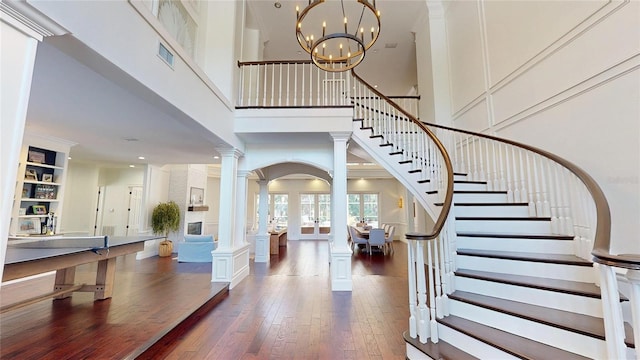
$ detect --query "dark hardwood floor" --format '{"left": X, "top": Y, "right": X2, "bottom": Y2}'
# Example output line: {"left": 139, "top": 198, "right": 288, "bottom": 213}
{"left": 1, "top": 240, "right": 410, "bottom": 359}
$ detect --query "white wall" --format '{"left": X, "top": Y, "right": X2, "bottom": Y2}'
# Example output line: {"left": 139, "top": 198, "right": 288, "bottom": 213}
{"left": 424, "top": 0, "right": 640, "bottom": 254}
{"left": 60, "top": 161, "right": 100, "bottom": 234}
{"left": 29, "top": 0, "right": 243, "bottom": 150}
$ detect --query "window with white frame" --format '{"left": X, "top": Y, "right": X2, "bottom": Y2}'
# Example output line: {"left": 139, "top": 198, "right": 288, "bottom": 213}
{"left": 256, "top": 194, "right": 288, "bottom": 229}
{"left": 347, "top": 193, "right": 379, "bottom": 228}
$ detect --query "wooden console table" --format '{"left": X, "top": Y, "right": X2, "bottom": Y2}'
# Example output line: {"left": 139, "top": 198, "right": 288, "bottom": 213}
{"left": 269, "top": 229, "right": 287, "bottom": 255}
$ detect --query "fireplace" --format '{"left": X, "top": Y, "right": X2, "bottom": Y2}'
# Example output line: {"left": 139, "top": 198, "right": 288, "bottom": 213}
{"left": 187, "top": 222, "right": 202, "bottom": 235}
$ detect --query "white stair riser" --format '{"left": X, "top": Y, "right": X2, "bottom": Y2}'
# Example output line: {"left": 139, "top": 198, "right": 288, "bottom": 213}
{"left": 454, "top": 174, "right": 468, "bottom": 181}
{"left": 453, "top": 183, "right": 487, "bottom": 191}
{"left": 456, "top": 220, "right": 551, "bottom": 235}
{"left": 456, "top": 237, "right": 574, "bottom": 254}
{"left": 455, "top": 276, "right": 604, "bottom": 317}
{"left": 454, "top": 205, "right": 530, "bottom": 218}
{"left": 436, "top": 324, "right": 520, "bottom": 360}
{"left": 405, "top": 344, "right": 434, "bottom": 360}
{"left": 448, "top": 300, "right": 607, "bottom": 359}
{"left": 453, "top": 193, "right": 507, "bottom": 203}
{"left": 456, "top": 256, "right": 595, "bottom": 282}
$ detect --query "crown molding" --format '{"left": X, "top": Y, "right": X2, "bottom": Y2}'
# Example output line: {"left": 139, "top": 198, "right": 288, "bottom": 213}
{"left": 0, "top": 0, "right": 67, "bottom": 40}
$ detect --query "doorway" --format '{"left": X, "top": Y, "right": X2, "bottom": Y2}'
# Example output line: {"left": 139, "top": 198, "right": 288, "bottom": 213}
{"left": 299, "top": 193, "right": 331, "bottom": 239}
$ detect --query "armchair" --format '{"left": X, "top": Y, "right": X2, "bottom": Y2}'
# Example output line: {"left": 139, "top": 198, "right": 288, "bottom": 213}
{"left": 178, "top": 235, "right": 217, "bottom": 262}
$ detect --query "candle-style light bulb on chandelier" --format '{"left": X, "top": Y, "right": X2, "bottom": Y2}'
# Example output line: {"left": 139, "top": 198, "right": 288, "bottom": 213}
{"left": 296, "top": 0, "right": 381, "bottom": 72}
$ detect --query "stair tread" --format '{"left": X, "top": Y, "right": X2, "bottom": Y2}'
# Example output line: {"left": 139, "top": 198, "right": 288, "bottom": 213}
{"left": 403, "top": 331, "right": 479, "bottom": 360}
{"left": 456, "top": 216, "right": 551, "bottom": 221}
{"left": 456, "top": 249, "right": 592, "bottom": 266}
{"left": 455, "top": 268, "right": 605, "bottom": 298}
{"left": 449, "top": 291, "right": 634, "bottom": 347}
{"left": 457, "top": 232, "right": 575, "bottom": 240}
{"left": 454, "top": 202, "right": 529, "bottom": 206}
{"left": 455, "top": 190, "right": 507, "bottom": 194}
{"left": 439, "top": 315, "right": 592, "bottom": 360}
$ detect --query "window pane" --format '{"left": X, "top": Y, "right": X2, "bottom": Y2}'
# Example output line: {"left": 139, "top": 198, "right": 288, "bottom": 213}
{"left": 347, "top": 194, "right": 361, "bottom": 225}
{"left": 300, "top": 194, "right": 315, "bottom": 227}
{"left": 318, "top": 194, "right": 331, "bottom": 227}
{"left": 363, "top": 194, "right": 378, "bottom": 227}
{"left": 273, "top": 194, "right": 288, "bottom": 228}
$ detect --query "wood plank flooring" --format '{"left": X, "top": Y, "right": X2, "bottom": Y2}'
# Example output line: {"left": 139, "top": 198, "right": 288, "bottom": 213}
{"left": 2, "top": 240, "right": 410, "bottom": 359}
{"left": 1, "top": 253, "right": 227, "bottom": 359}
{"left": 143, "top": 241, "right": 410, "bottom": 359}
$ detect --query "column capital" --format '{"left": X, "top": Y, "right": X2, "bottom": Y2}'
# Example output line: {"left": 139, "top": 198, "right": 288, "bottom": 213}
{"left": 216, "top": 148, "right": 244, "bottom": 159}
{"left": 330, "top": 132, "right": 352, "bottom": 142}
{"left": 237, "top": 170, "right": 252, "bottom": 178}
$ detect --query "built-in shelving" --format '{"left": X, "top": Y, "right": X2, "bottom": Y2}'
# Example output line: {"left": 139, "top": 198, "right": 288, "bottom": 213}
{"left": 10, "top": 139, "right": 71, "bottom": 237}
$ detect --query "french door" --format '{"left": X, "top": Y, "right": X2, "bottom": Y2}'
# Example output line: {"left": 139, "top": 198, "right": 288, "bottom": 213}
{"left": 299, "top": 193, "right": 331, "bottom": 239}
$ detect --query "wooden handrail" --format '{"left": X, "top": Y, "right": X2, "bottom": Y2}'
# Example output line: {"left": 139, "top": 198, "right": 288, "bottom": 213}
{"left": 418, "top": 122, "right": 637, "bottom": 270}
{"left": 351, "top": 69, "right": 454, "bottom": 241}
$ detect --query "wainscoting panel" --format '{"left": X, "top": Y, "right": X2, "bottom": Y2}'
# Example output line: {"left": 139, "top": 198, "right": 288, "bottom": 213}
{"left": 484, "top": 0, "right": 608, "bottom": 87}
{"left": 491, "top": 0, "right": 637, "bottom": 125}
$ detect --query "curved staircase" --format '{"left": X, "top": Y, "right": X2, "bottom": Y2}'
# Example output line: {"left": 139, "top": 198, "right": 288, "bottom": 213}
{"left": 348, "top": 72, "right": 637, "bottom": 359}
{"left": 236, "top": 60, "right": 639, "bottom": 360}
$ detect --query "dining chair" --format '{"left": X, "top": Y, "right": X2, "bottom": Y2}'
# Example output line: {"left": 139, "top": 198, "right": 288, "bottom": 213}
{"left": 384, "top": 226, "right": 395, "bottom": 254}
{"left": 349, "top": 226, "right": 369, "bottom": 254}
{"left": 367, "top": 228, "right": 386, "bottom": 255}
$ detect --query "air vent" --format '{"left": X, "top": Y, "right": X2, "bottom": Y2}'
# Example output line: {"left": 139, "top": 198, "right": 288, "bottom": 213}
{"left": 385, "top": 43, "right": 398, "bottom": 49}
{"left": 158, "top": 42, "right": 174, "bottom": 68}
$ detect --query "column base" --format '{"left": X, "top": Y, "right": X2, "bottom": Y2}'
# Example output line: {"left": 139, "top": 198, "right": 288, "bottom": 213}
{"left": 330, "top": 243, "right": 353, "bottom": 291}
{"left": 212, "top": 243, "right": 251, "bottom": 289}
{"left": 254, "top": 234, "right": 270, "bottom": 263}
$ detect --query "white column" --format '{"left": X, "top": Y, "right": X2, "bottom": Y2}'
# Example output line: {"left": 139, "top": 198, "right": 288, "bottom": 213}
{"left": 426, "top": 1, "right": 453, "bottom": 128}
{"left": 330, "top": 132, "right": 352, "bottom": 291}
{"left": 0, "top": 5, "right": 65, "bottom": 284}
{"left": 626, "top": 269, "right": 640, "bottom": 360}
{"left": 212, "top": 149, "right": 250, "bottom": 288}
{"left": 254, "top": 180, "right": 270, "bottom": 263}
{"left": 233, "top": 170, "right": 250, "bottom": 248}
{"left": 215, "top": 149, "right": 240, "bottom": 250}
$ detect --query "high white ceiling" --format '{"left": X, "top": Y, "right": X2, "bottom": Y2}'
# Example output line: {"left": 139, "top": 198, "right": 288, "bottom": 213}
{"left": 22, "top": 0, "right": 424, "bottom": 171}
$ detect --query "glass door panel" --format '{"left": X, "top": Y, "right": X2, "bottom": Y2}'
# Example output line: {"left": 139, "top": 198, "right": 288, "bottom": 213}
{"left": 300, "top": 193, "right": 330, "bottom": 239}
{"left": 318, "top": 194, "right": 331, "bottom": 235}
{"left": 300, "top": 194, "right": 315, "bottom": 235}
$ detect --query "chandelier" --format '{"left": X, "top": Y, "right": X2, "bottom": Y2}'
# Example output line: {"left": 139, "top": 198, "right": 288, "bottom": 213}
{"left": 296, "top": 0, "right": 381, "bottom": 72}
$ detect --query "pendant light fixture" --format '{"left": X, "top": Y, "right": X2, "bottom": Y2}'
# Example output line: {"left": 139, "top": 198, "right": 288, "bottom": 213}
{"left": 296, "top": 0, "right": 381, "bottom": 72}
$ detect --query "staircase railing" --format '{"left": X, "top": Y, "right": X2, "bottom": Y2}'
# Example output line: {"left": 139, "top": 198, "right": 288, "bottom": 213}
{"left": 235, "top": 60, "right": 638, "bottom": 358}
{"left": 414, "top": 121, "right": 639, "bottom": 358}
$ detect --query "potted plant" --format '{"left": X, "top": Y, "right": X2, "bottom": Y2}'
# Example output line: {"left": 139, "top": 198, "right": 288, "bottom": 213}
{"left": 151, "top": 201, "right": 181, "bottom": 257}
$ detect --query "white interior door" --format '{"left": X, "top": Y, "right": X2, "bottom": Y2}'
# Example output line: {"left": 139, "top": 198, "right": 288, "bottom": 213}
{"left": 126, "top": 186, "right": 143, "bottom": 236}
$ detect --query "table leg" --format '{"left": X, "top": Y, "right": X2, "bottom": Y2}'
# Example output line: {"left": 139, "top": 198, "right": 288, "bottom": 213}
{"left": 94, "top": 257, "right": 117, "bottom": 300}
{"left": 53, "top": 267, "right": 76, "bottom": 300}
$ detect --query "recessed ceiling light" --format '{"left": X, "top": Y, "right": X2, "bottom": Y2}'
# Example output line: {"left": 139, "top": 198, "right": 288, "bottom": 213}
{"left": 138, "top": 156, "right": 145, "bottom": 160}
{"left": 213, "top": 155, "right": 220, "bottom": 159}
{"left": 374, "top": 85, "right": 378, "bottom": 88}
{"left": 68, "top": 156, "right": 72, "bottom": 160}
{"left": 129, "top": 165, "right": 135, "bottom": 168}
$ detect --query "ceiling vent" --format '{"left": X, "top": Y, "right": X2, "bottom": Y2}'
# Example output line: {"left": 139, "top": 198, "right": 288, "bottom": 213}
{"left": 385, "top": 43, "right": 398, "bottom": 49}
{"left": 158, "top": 42, "right": 174, "bottom": 68}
